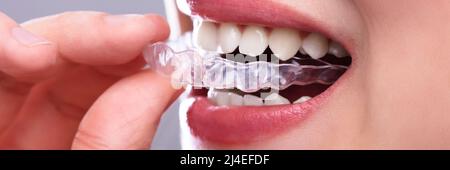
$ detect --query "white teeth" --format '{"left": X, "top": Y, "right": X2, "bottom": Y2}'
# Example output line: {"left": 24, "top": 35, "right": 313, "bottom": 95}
{"left": 228, "top": 93, "right": 243, "bottom": 106}
{"left": 219, "top": 23, "right": 241, "bottom": 53}
{"left": 207, "top": 89, "right": 218, "bottom": 104}
{"left": 264, "top": 93, "right": 290, "bottom": 106}
{"left": 194, "top": 21, "right": 218, "bottom": 51}
{"left": 208, "top": 92, "right": 312, "bottom": 106}
{"left": 269, "top": 28, "right": 303, "bottom": 61}
{"left": 302, "top": 33, "right": 329, "bottom": 59}
{"left": 239, "top": 26, "right": 269, "bottom": 57}
{"left": 215, "top": 91, "right": 230, "bottom": 106}
{"left": 208, "top": 89, "right": 244, "bottom": 106}
{"left": 194, "top": 21, "right": 347, "bottom": 60}
{"left": 329, "top": 41, "right": 349, "bottom": 58}
{"left": 299, "top": 47, "right": 307, "bottom": 55}
{"left": 243, "top": 94, "right": 264, "bottom": 106}
{"left": 293, "top": 96, "right": 312, "bottom": 104}
{"left": 194, "top": 21, "right": 346, "bottom": 61}
{"left": 207, "top": 89, "right": 230, "bottom": 106}
{"left": 199, "top": 23, "right": 348, "bottom": 107}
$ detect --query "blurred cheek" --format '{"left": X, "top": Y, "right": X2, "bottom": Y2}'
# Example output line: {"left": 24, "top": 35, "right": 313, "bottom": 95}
{"left": 356, "top": 0, "right": 450, "bottom": 147}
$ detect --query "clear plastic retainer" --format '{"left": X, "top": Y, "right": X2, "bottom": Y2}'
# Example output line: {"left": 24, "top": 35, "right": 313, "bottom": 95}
{"left": 143, "top": 35, "right": 348, "bottom": 93}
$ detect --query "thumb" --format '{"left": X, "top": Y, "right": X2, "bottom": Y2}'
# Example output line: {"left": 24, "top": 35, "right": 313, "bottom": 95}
{"left": 72, "top": 70, "right": 182, "bottom": 149}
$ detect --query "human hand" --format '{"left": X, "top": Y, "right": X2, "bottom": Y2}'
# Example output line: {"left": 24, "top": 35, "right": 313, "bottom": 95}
{"left": 0, "top": 11, "right": 180, "bottom": 149}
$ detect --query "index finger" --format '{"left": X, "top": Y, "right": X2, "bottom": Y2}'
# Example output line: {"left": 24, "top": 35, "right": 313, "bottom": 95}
{"left": 23, "top": 11, "right": 170, "bottom": 66}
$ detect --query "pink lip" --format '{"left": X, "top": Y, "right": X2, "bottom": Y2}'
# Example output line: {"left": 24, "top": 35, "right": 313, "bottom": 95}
{"left": 187, "top": 88, "right": 335, "bottom": 145}
{"left": 180, "top": 0, "right": 354, "bottom": 145}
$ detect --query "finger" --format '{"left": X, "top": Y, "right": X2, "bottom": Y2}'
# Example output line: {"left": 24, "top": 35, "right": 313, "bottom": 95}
{"left": 23, "top": 11, "right": 170, "bottom": 66}
{"left": 0, "top": 12, "right": 58, "bottom": 81}
{"left": 72, "top": 70, "right": 181, "bottom": 149}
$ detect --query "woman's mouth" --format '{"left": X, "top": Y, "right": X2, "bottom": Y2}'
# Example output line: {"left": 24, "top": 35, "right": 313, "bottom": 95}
{"left": 177, "top": 0, "right": 356, "bottom": 146}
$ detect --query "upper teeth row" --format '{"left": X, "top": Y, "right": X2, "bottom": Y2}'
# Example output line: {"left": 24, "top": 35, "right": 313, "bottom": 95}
{"left": 194, "top": 21, "right": 349, "bottom": 61}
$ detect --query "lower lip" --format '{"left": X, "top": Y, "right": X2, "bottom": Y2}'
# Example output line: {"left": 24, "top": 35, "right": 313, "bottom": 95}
{"left": 186, "top": 84, "right": 336, "bottom": 145}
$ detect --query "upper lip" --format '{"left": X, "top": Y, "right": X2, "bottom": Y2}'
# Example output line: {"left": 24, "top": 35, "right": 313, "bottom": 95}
{"left": 178, "top": 0, "right": 356, "bottom": 146}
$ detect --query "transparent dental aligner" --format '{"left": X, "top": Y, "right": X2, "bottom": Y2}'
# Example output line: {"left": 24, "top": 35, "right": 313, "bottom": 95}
{"left": 143, "top": 35, "right": 348, "bottom": 93}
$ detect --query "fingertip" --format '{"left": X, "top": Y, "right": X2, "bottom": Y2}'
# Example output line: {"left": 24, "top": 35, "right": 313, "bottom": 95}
{"left": 144, "top": 14, "right": 171, "bottom": 42}
{"left": 101, "top": 14, "right": 171, "bottom": 65}
{"left": 21, "top": 12, "right": 171, "bottom": 67}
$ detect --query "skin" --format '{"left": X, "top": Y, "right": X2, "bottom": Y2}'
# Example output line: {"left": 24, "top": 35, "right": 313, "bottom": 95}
{"left": 1, "top": 0, "right": 449, "bottom": 149}
{"left": 0, "top": 11, "right": 180, "bottom": 149}
{"left": 180, "top": 0, "right": 450, "bottom": 149}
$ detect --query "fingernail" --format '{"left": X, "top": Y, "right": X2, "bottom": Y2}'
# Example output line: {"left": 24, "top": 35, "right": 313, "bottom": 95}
{"left": 105, "top": 14, "right": 144, "bottom": 26}
{"left": 11, "top": 27, "right": 51, "bottom": 47}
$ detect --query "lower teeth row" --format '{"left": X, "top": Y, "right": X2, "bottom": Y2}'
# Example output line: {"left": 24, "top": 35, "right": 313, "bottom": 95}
{"left": 144, "top": 39, "right": 348, "bottom": 93}
{"left": 208, "top": 89, "right": 311, "bottom": 106}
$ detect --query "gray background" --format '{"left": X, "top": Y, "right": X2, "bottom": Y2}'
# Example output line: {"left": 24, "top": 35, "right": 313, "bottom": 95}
{"left": 1, "top": 0, "right": 181, "bottom": 150}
